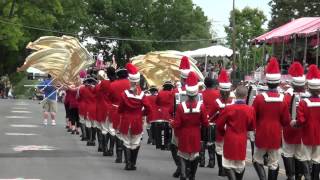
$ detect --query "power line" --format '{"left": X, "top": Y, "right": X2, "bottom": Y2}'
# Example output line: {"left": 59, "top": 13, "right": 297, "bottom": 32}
{"left": 0, "top": 18, "right": 223, "bottom": 43}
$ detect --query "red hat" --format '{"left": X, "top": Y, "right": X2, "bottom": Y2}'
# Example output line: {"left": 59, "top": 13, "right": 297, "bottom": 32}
{"left": 218, "top": 69, "right": 231, "bottom": 91}
{"left": 288, "top": 62, "right": 305, "bottom": 86}
{"left": 265, "top": 57, "right": 281, "bottom": 84}
{"left": 126, "top": 63, "right": 140, "bottom": 82}
{"left": 185, "top": 71, "right": 199, "bottom": 96}
{"left": 306, "top": 64, "right": 320, "bottom": 89}
{"left": 179, "top": 56, "right": 191, "bottom": 79}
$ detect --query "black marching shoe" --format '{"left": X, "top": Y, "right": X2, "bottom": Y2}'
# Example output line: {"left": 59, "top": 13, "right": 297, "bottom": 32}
{"left": 235, "top": 169, "right": 245, "bottom": 180}
{"left": 311, "top": 163, "right": 320, "bottom": 180}
{"left": 124, "top": 148, "right": 134, "bottom": 170}
{"left": 179, "top": 158, "right": 187, "bottom": 180}
{"left": 216, "top": 153, "right": 226, "bottom": 177}
{"left": 294, "top": 158, "right": 303, "bottom": 180}
{"left": 115, "top": 138, "right": 123, "bottom": 163}
{"left": 199, "top": 142, "right": 205, "bottom": 167}
{"left": 106, "top": 134, "right": 115, "bottom": 156}
{"left": 207, "top": 144, "right": 215, "bottom": 168}
{"left": 189, "top": 157, "right": 200, "bottom": 180}
{"left": 282, "top": 156, "right": 295, "bottom": 180}
{"left": 267, "top": 166, "right": 279, "bottom": 180}
{"left": 253, "top": 161, "right": 267, "bottom": 180}
{"left": 130, "top": 146, "right": 140, "bottom": 170}
{"left": 225, "top": 168, "right": 236, "bottom": 180}
{"left": 170, "top": 144, "right": 181, "bottom": 178}
{"left": 97, "top": 129, "right": 103, "bottom": 152}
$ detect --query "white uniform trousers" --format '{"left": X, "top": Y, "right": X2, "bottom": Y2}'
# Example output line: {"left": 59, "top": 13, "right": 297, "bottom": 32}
{"left": 120, "top": 129, "right": 143, "bottom": 150}
{"left": 222, "top": 156, "right": 245, "bottom": 173}
{"left": 253, "top": 146, "right": 280, "bottom": 170}
{"left": 299, "top": 144, "right": 320, "bottom": 163}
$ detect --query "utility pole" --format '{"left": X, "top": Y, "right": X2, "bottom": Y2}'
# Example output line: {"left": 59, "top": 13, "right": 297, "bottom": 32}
{"left": 232, "top": 0, "right": 236, "bottom": 66}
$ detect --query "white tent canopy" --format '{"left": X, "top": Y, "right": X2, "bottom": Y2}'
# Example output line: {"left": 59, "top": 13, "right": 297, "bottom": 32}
{"left": 184, "top": 45, "right": 233, "bottom": 58}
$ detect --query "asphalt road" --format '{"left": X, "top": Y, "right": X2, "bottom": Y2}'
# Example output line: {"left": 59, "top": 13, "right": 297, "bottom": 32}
{"left": 0, "top": 99, "right": 287, "bottom": 180}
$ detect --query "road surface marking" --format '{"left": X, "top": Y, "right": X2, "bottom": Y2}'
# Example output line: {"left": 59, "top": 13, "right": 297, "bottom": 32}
{"left": 13, "top": 145, "right": 57, "bottom": 152}
{"left": 5, "top": 116, "right": 31, "bottom": 119}
{"left": 10, "top": 124, "right": 39, "bottom": 128}
{"left": 0, "top": 178, "right": 41, "bottom": 180}
{"left": 6, "top": 133, "right": 37, "bottom": 136}
{"left": 15, "top": 103, "right": 29, "bottom": 106}
{"left": 11, "top": 111, "right": 32, "bottom": 114}
{"left": 12, "top": 107, "right": 28, "bottom": 110}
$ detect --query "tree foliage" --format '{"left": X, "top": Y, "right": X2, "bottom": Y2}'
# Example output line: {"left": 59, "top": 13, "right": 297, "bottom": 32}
{"left": 84, "top": 0, "right": 212, "bottom": 66}
{"left": 0, "top": 0, "right": 212, "bottom": 74}
{"left": 224, "top": 7, "right": 267, "bottom": 72}
{"left": 0, "top": 0, "right": 88, "bottom": 75}
{"left": 268, "top": 0, "right": 320, "bottom": 29}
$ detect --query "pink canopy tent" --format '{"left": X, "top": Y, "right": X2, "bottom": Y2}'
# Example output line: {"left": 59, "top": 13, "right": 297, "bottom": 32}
{"left": 253, "top": 17, "right": 320, "bottom": 44}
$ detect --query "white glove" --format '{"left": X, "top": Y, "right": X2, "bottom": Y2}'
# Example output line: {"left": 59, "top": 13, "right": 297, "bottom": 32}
{"left": 290, "top": 120, "right": 297, "bottom": 127}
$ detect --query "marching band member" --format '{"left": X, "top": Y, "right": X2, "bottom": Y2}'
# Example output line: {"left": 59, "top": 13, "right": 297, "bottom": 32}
{"left": 64, "top": 89, "right": 71, "bottom": 131}
{"left": 68, "top": 84, "right": 80, "bottom": 135}
{"left": 144, "top": 86, "right": 159, "bottom": 144}
{"left": 291, "top": 64, "right": 320, "bottom": 180}
{"left": 100, "top": 67, "right": 117, "bottom": 156}
{"left": 171, "top": 72, "right": 209, "bottom": 180}
{"left": 171, "top": 56, "right": 191, "bottom": 178}
{"left": 199, "top": 77, "right": 219, "bottom": 168}
{"left": 95, "top": 70, "right": 111, "bottom": 153}
{"left": 283, "top": 62, "right": 308, "bottom": 180}
{"left": 118, "top": 63, "right": 151, "bottom": 170}
{"left": 155, "top": 81, "right": 175, "bottom": 149}
{"left": 78, "top": 76, "right": 98, "bottom": 146}
{"left": 209, "top": 69, "right": 234, "bottom": 177}
{"left": 216, "top": 85, "right": 255, "bottom": 180}
{"left": 252, "top": 57, "right": 290, "bottom": 180}
{"left": 109, "top": 67, "right": 130, "bottom": 162}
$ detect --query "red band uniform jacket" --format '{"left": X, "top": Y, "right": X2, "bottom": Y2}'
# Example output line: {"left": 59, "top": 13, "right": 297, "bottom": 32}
{"left": 216, "top": 101, "right": 256, "bottom": 160}
{"left": 297, "top": 97, "right": 320, "bottom": 146}
{"left": 118, "top": 89, "right": 151, "bottom": 135}
{"left": 109, "top": 79, "right": 130, "bottom": 130}
{"left": 252, "top": 91, "right": 290, "bottom": 149}
{"left": 171, "top": 100, "right": 209, "bottom": 154}
{"left": 95, "top": 80, "right": 111, "bottom": 123}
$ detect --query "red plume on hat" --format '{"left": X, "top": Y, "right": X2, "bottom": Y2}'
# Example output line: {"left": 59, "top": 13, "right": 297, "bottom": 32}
{"left": 185, "top": 71, "right": 199, "bottom": 96}
{"left": 288, "top": 62, "right": 305, "bottom": 86}
{"left": 218, "top": 69, "right": 231, "bottom": 91}
{"left": 306, "top": 64, "right": 320, "bottom": 89}
{"left": 180, "top": 56, "right": 191, "bottom": 78}
{"left": 126, "top": 63, "right": 140, "bottom": 82}
{"left": 265, "top": 57, "right": 281, "bottom": 83}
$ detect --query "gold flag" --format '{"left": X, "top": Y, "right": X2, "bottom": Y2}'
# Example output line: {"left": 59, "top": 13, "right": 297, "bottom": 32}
{"left": 18, "top": 36, "right": 94, "bottom": 86}
{"left": 131, "top": 51, "right": 204, "bottom": 88}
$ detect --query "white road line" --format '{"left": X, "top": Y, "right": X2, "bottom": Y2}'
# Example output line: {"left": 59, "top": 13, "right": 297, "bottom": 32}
{"left": 12, "top": 107, "right": 28, "bottom": 110}
{"left": 13, "top": 145, "right": 57, "bottom": 152}
{"left": 15, "top": 103, "right": 29, "bottom": 106}
{"left": 10, "top": 111, "right": 32, "bottom": 114}
{"left": 10, "top": 124, "right": 39, "bottom": 128}
{"left": 0, "top": 178, "right": 41, "bottom": 180}
{"left": 5, "top": 116, "right": 31, "bottom": 119}
{"left": 5, "top": 133, "right": 37, "bottom": 136}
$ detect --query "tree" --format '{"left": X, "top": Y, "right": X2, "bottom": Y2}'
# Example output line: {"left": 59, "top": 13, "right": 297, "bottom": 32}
{"left": 84, "top": 0, "right": 212, "bottom": 66}
{"left": 224, "top": 7, "right": 267, "bottom": 72}
{"left": 269, "top": 0, "right": 320, "bottom": 29}
{"left": 0, "top": 0, "right": 88, "bottom": 75}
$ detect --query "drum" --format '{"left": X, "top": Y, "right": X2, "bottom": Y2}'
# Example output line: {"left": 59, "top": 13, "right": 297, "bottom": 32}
{"left": 151, "top": 120, "right": 171, "bottom": 150}
{"left": 207, "top": 123, "right": 216, "bottom": 143}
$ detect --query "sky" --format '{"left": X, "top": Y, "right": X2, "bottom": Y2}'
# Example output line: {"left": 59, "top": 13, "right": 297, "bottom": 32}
{"left": 193, "top": 0, "right": 271, "bottom": 38}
